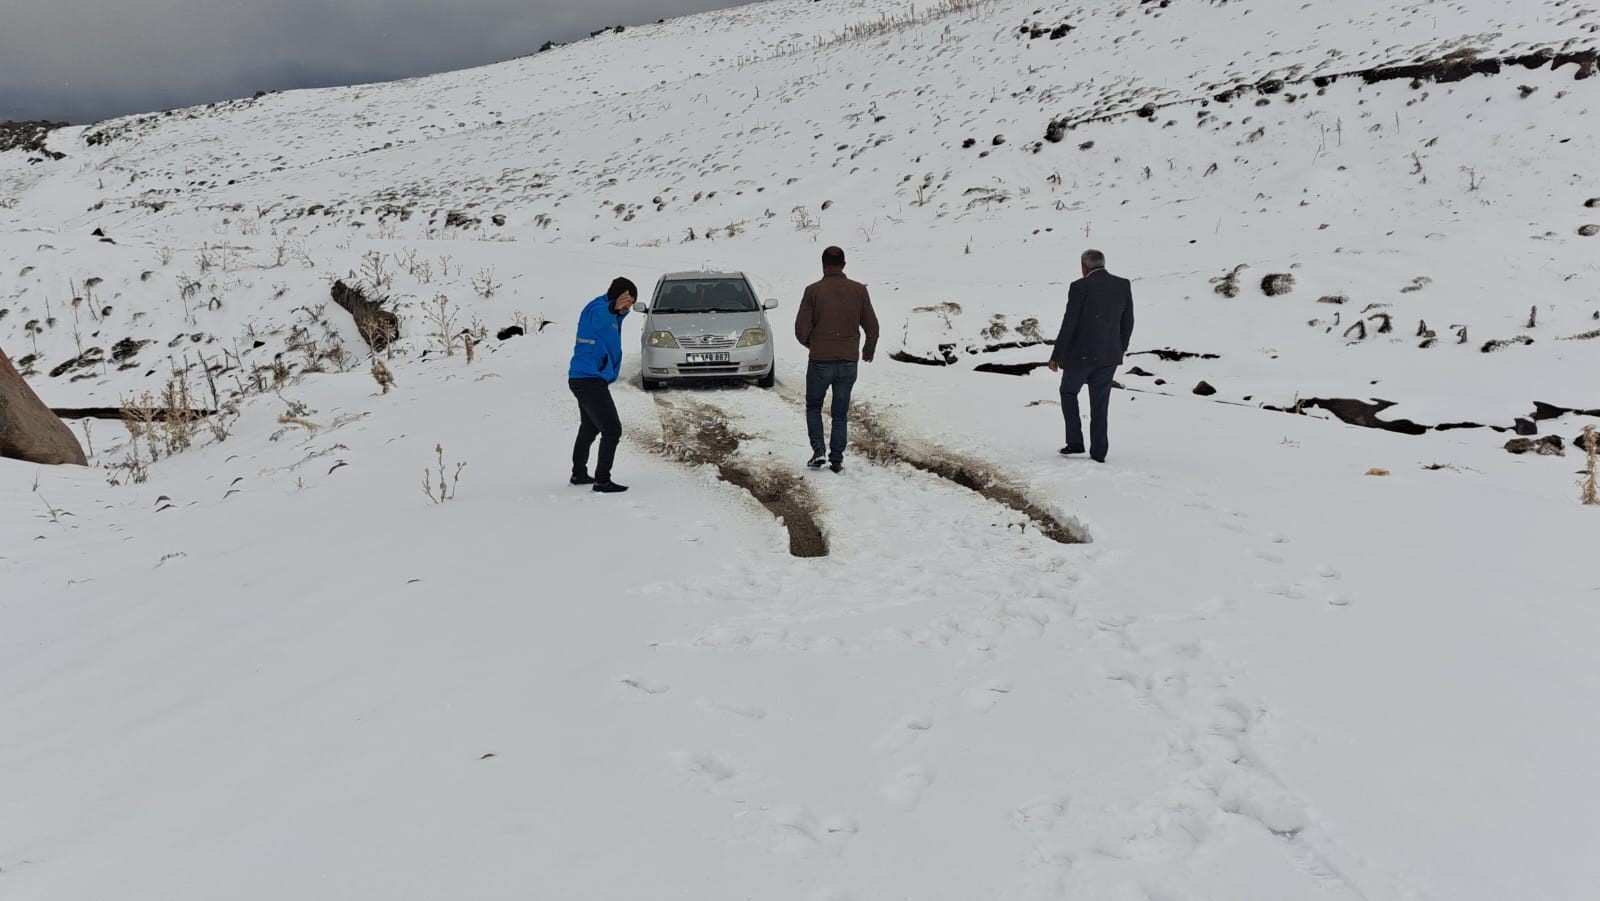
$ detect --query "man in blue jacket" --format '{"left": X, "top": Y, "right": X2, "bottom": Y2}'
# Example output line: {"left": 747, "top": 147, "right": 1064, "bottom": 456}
{"left": 1047, "top": 249, "right": 1134, "bottom": 463}
{"left": 568, "top": 277, "right": 637, "bottom": 493}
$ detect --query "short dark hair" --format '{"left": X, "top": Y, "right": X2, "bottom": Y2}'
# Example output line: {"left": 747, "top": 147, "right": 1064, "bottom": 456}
{"left": 821, "top": 246, "right": 846, "bottom": 267}
{"left": 607, "top": 277, "right": 638, "bottom": 301}
{"left": 1081, "top": 249, "right": 1105, "bottom": 270}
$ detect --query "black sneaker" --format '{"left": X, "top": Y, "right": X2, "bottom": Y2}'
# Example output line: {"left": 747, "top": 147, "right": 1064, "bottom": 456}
{"left": 806, "top": 452, "right": 827, "bottom": 469}
{"left": 829, "top": 460, "right": 843, "bottom": 473}
{"left": 1059, "top": 444, "right": 1086, "bottom": 456}
{"left": 570, "top": 472, "right": 596, "bottom": 485}
{"left": 592, "top": 480, "right": 629, "bottom": 493}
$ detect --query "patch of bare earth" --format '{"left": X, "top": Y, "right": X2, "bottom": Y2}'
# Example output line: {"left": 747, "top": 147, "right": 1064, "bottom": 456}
{"left": 652, "top": 397, "right": 829, "bottom": 558}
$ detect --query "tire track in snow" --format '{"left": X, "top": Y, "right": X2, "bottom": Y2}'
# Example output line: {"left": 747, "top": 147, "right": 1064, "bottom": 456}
{"left": 649, "top": 394, "right": 829, "bottom": 558}
{"left": 768, "top": 385, "right": 1087, "bottom": 545}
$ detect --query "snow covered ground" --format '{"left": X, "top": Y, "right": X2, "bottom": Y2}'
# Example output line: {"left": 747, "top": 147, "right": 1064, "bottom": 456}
{"left": 3, "top": 0, "right": 1600, "bottom": 898}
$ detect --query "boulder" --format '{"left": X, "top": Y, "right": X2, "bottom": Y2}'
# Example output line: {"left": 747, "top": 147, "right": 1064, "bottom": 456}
{"left": 0, "top": 346, "right": 88, "bottom": 465}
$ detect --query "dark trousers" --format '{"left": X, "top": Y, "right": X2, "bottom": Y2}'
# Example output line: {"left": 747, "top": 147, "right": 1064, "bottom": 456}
{"left": 1060, "top": 365, "right": 1117, "bottom": 459}
{"left": 805, "top": 360, "right": 858, "bottom": 462}
{"left": 569, "top": 378, "right": 621, "bottom": 481}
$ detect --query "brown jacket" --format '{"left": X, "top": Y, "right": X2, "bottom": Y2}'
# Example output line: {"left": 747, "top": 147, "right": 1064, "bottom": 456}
{"left": 795, "top": 270, "right": 880, "bottom": 362}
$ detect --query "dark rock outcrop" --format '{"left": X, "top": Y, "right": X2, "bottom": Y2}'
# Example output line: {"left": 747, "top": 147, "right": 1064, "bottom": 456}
{"left": 1, "top": 346, "right": 88, "bottom": 466}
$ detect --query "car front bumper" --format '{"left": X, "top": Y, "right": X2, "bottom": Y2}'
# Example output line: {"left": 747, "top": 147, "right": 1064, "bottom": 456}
{"left": 640, "top": 342, "right": 774, "bottom": 380}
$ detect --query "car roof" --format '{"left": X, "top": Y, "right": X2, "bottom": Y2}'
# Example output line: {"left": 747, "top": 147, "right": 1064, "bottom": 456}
{"left": 659, "top": 270, "right": 747, "bottom": 281}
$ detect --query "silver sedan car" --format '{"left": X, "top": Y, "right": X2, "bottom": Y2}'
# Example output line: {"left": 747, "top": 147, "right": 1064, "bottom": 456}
{"left": 635, "top": 271, "right": 778, "bottom": 389}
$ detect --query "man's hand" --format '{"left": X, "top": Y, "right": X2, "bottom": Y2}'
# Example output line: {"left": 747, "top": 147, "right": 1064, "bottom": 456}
{"left": 1047, "top": 359, "right": 1059, "bottom": 373}
{"left": 863, "top": 352, "right": 874, "bottom": 363}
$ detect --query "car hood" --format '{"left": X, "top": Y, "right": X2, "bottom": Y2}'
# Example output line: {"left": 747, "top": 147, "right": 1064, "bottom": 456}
{"left": 646, "top": 310, "right": 767, "bottom": 336}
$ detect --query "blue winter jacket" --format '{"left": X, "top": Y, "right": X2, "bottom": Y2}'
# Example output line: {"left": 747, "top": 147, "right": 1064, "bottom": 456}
{"left": 568, "top": 295, "right": 628, "bottom": 383}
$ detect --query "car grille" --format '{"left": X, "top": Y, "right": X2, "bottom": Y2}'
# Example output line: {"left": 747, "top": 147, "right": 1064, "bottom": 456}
{"left": 677, "top": 334, "right": 737, "bottom": 350}
{"left": 677, "top": 362, "right": 741, "bottom": 373}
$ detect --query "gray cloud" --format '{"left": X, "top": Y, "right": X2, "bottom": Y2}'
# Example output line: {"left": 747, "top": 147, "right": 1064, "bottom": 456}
{"left": 0, "top": 0, "right": 746, "bottom": 124}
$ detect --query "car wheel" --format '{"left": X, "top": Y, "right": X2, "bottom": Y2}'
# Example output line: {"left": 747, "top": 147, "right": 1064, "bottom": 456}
{"left": 756, "top": 366, "right": 776, "bottom": 389}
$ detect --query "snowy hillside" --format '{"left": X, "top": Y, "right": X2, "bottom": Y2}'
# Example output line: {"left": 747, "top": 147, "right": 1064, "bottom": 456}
{"left": 3, "top": 0, "right": 1599, "bottom": 899}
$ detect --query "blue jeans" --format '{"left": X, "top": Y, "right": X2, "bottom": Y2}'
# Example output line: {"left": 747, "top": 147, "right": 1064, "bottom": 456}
{"left": 806, "top": 361, "right": 858, "bottom": 462}
{"left": 1060, "top": 365, "right": 1116, "bottom": 459}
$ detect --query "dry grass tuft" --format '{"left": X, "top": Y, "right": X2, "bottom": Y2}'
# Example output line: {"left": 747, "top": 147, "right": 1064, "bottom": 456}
{"left": 1581, "top": 426, "right": 1598, "bottom": 506}
{"left": 371, "top": 356, "right": 396, "bottom": 393}
{"left": 424, "top": 443, "right": 466, "bottom": 503}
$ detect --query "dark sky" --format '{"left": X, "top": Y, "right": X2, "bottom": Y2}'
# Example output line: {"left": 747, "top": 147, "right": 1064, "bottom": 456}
{"left": 0, "top": 0, "right": 751, "bottom": 125}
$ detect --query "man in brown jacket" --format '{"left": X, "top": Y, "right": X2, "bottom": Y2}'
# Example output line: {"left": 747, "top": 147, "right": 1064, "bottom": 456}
{"left": 795, "top": 246, "right": 879, "bottom": 472}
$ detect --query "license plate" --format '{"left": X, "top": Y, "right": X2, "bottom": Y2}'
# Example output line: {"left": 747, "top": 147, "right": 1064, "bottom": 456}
{"left": 685, "top": 352, "right": 730, "bottom": 363}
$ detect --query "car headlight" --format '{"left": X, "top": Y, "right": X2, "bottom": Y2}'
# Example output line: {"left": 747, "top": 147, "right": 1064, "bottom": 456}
{"left": 736, "top": 328, "right": 768, "bottom": 347}
{"left": 647, "top": 331, "right": 679, "bottom": 348}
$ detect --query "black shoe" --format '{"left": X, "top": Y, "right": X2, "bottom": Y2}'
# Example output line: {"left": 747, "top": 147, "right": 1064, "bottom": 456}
{"left": 1091, "top": 456, "right": 1106, "bottom": 463}
{"left": 592, "top": 480, "right": 629, "bottom": 493}
{"left": 829, "top": 461, "right": 843, "bottom": 473}
{"left": 570, "top": 472, "right": 596, "bottom": 485}
{"left": 1060, "top": 444, "right": 1086, "bottom": 455}
{"left": 806, "top": 452, "right": 827, "bottom": 469}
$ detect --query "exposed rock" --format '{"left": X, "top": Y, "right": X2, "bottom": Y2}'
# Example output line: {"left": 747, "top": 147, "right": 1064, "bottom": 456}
{"left": 1261, "top": 273, "right": 1296, "bottom": 296}
{"left": 1281, "top": 398, "right": 1430, "bottom": 435}
{"left": 0, "top": 120, "right": 68, "bottom": 160}
{"left": 330, "top": 280, "right": 399, "bottom": 351}
{"left": 1193, "top": 380, "right": 1217, "bottom": 396}
{"left": 1, "top": 345, "right": 88, "bottom": 466}
{"left": 974, "top": 361, "right": 1046, "bottom": 376}
{"left": 1532, "top": 401, "right": 1600, "bottom": 421}
{"left": 891, "top": 347, "right": 957, "bottom": 366}
{"left": 1131, "top": 348, "right": 1221, "bottom": 362}
{"left": 1505, "top": 436, "right": 1565, "bottom": 456}
{"left": 1513, "top": 417, "right": 1538, "bottom": 435}
{"left": 496, "top": 325, "right": 525, "bottom": 341}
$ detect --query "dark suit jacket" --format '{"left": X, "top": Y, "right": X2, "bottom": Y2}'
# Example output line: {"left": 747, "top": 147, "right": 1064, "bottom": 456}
{"left": 1050, "top": 268, "right": 1135, "bottom": 368}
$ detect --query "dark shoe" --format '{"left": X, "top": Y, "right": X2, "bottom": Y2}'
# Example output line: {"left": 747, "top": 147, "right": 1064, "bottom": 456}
{"left": 1091, "top": 456, "right": 1106, "bottom": 463}
{"left": 806, "top": 452, "right": 827, "bottom": 469}
{"left": 570, "top": 472, "right": 596, "bottom": 485}
{"left": 829, "top": 461, "right": 843, "bottom": 473}
{"left": 592, "top": 480, "right": 629, "bottom": 493}
{"left": 1060, "top": 444, "right": 1086, "bottom": 455}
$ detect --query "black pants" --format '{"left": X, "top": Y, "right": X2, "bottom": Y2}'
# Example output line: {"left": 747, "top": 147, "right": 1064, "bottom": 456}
{"left": 1060, "top": 365, "right": 1117, "bottom": 460}
{"left": 569, "top": 378, "right": 621, "bottom": 481}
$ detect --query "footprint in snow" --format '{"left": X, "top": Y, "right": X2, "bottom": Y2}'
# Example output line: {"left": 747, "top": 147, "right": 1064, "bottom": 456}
{"left": 671, "top": 750, "right": 741, "bottom": 790}
{"left": 960, "top": 679, "right": 1015, "bottom": 713}
{"left": 1011, "top": 794, "right": 1071, "bottom": 834}
{"left": 1264, "top": 583, "right": 1307, "bottom": 600}
{"left": 695, "top": 697, "right": 769, "bottom": 719}
{"left": 875, "top": 714, "right": 935, "bottom": 751}
{"left": 1315, "top": 564, "right": 1342, "bottom": 580}
{"left": 760, "top": 806, "right": 859, "bottom": 857}
{"left": 1253, "top": 549, "right": 1286, "bottom": 564}
{"left": 618, "top": 674, "right": 671, "bottom": 695}
{"left": 882, "top": 765, "right": 937, "bottom": 809}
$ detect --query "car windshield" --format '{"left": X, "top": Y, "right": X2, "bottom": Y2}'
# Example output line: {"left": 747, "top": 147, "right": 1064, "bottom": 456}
{"left": 651, "top": 278, "right": 758, "bottom": 313}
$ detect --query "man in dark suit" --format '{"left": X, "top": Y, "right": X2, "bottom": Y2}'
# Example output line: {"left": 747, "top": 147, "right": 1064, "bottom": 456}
{"left": 1047, "top": 249, "right": 1135, "bottom": 463}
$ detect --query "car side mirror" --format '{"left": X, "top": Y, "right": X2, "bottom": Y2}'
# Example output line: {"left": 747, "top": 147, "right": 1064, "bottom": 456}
{"left": 634, "top": 302, "right": 649, "bottom": 313}
{"left": 762, "top": 299, "right": 779, "bottom": 310}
